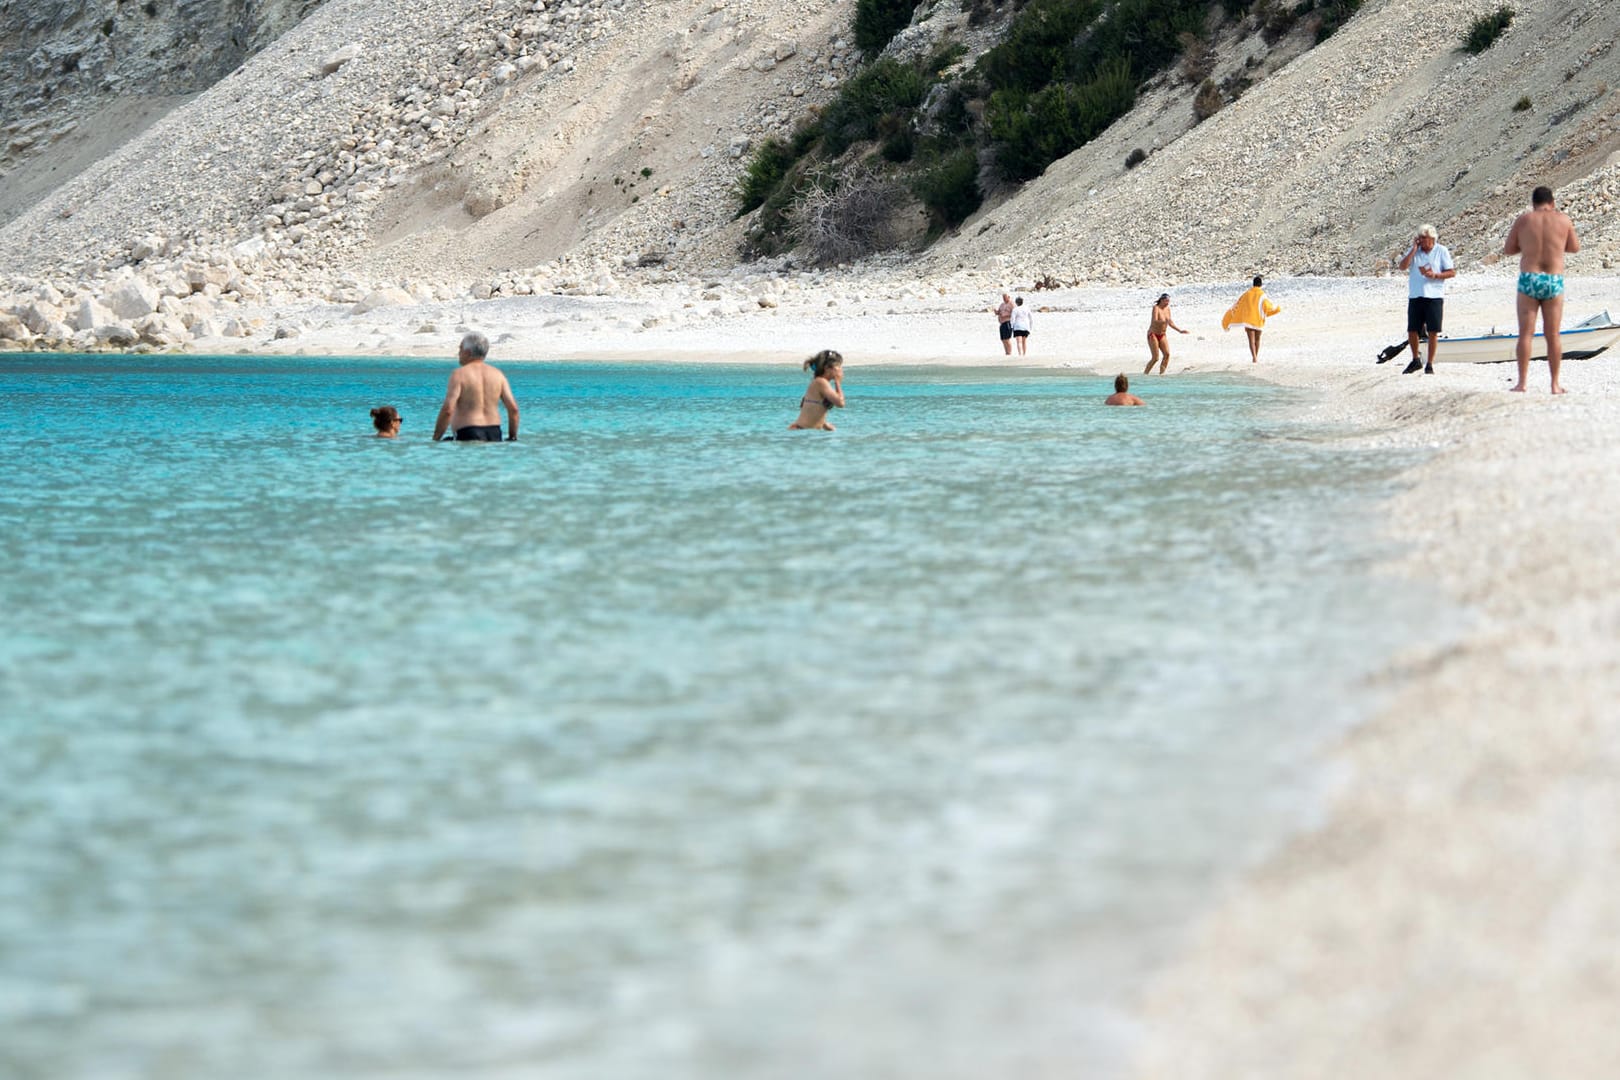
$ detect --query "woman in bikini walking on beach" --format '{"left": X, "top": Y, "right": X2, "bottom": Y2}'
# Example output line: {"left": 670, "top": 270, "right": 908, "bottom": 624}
{"left": 1144, "top": 293, "right": 1189, "bottom": 374}
{"left": 789, "top": 350, "right": 845, "bottom": 430}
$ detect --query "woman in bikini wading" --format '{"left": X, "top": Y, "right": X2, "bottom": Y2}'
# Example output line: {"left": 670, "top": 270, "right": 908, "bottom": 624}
{"left": 789, "top": 350, "right": 845, "bottom": 430}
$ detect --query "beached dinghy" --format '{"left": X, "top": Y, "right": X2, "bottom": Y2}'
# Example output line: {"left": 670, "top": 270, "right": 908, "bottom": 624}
{"left": 1434, "top": 311, "right": 1620, "bottom": 364}
{"left": 1375, "top": 312, "right": 1620, "bottom": 365}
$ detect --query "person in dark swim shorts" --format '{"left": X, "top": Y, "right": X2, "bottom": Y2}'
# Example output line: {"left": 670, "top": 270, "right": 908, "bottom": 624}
{"left": 432, "top": 331, "right": 520, "bottom": 441}
{"left": 991, "top": 292, "right": 1014, "bottom": 355}
{"left": 1397, "top": 224, "right": 1455, "bottom": 374}
{"left": 455, "top": 424, "right": 504, "bottom": 441}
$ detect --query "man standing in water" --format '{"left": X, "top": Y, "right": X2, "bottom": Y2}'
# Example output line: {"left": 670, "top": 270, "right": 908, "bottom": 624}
{"left": 1504, "top": 185, "right": 1582, "bottom": 394}
{"left": 1397, "top": 224, "right": 1456, "bottom": 375}
{"left": 433, "top": 331, "right": 521, "bottom": 441}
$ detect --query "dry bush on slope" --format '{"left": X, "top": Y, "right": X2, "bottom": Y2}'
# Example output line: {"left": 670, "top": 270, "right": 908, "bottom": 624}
{"left": 788, "top": 166, "right": 904, "bottom": 265}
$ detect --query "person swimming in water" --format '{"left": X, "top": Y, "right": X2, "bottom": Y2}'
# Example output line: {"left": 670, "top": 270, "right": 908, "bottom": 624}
{"left": 371, "top": 405, "right": 402, "bottom": 438}
{"left": 789, "top": 350, "right": 845, "bottom": 430}
{"left": 1104, "top": 373, "right": 1145, "bottom": 406}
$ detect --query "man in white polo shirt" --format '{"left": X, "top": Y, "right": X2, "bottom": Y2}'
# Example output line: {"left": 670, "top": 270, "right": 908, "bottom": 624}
{"left": 1397, "top": 223, "right": 1457, "bottom": 374}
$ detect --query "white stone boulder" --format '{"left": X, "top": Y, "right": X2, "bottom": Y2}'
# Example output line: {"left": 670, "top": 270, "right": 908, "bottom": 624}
{"left": 73, "top": 297, "right": 119, "bottom": 331}
{"left": 319, "top": 44, "right": 361, "bottom": 76}
{"left": 103, "top": 278, "right": 161, "bottom": 320}
{"left": 20, "top": 300, "right": 63, "bottom": 334}
{"left": 189, "top": 316, "right": 224, "bottom": 340}
{"left": 95, "top": 323, "right": 140, "bottom": 347}
{"left": 232, "top": 236, "right": 269, "bottom": 265}
{"left": 135, "top": 313, "right": 190, "bottom": 347}
{"left": 130, "top": 235, "right": 166, "bottom": 262}
{"left": 351, "top": 287, "right": 414, "bottom": 314}
{"left": 0, "top": 313, "right": 32, "bottom": 343}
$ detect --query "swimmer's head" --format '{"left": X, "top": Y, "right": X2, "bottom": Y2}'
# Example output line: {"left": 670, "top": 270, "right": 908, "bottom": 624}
{"left": 371, "top": 405, "right": 401, "bottom": 432}
{"left": 1533, "top": 185, "right": 1555, "bottom": 206}
{"left": 459, "top": 332, "right": 490, "bottom": 361}
{"left": 804, "top": 349, "right": 843, "bottom": 377}
{"left": 1114, "top": 373, "right": 1129, "bottom": 393}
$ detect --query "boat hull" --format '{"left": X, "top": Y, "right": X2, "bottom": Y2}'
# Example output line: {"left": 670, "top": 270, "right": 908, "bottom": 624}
{"left": 1434, "top": 323, "right": 1620, "bottom": 364}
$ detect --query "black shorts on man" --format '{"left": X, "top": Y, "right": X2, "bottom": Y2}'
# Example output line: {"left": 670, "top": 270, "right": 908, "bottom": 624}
{"left": 455, "top": 425, "right": 504, "bottom": 441}
{"left": 1407, "top": 297, "right": 1444, "bottom": 335}
{"left": 999, "top": 321, "right": 1013, "bottom": 341}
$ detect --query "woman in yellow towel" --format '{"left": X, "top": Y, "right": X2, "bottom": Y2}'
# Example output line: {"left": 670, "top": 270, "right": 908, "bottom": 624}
{"left": 1221, "top": 275, "right": 1281, "bottom": 363}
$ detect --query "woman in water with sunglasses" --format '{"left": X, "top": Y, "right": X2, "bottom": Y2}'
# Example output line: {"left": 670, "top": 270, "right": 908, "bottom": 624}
{"left": 371, "top": 405, "right": 402, "bottom": 438}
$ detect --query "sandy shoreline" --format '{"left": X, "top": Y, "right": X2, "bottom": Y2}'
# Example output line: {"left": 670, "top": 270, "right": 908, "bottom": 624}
{"left": 1126, "top": 281, "right": 1620, "bottom": 1076}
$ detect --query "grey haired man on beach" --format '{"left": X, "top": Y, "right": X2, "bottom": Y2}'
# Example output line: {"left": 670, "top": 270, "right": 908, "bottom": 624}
{"left": 1504, "top": 185, "right": 1582, "bottom": 394}
{"left": 433, "top": 331, "right": 520, "bottom": 441}
{"left": 1397, "top": 224, "right": 1455, "bottom": 374}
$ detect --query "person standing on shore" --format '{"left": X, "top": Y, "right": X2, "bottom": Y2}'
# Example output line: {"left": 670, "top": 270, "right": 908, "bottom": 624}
{"left": 1504, "top": 185, "right": 1582, "bottom": 394}
{"left": 991, "top": 293, "right": 1014, "bottom": 355}
{"left": 1104, "top": 373, "right": 1145, "bottom": 406}
{"left": 1221, "top": 276, "right": 1280, "bottom": 363}
{"left": 1010, "top": 296, "right": 1033, "bottom": 356}
{"left": 1144, "top": 293, "right": 1188, "bottom": 374}
{"left": 433, "top": 331, "right": 520, "bottom": 441}
{"left": 1397, "top": 224, "right": 1456, "bottom": 374}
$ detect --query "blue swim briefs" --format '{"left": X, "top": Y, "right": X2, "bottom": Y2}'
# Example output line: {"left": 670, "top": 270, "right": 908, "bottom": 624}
{"left": 1517, "top": 271, "right": 1565, "bottom": 301}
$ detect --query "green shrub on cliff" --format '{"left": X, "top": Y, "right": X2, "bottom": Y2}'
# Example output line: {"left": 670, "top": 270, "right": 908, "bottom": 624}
{"left": 855, "top": 0, "right": 921, "bottom": 58}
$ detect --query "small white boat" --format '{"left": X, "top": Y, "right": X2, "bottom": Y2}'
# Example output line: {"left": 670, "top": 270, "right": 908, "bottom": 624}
{"left": 1434, "top": 311, "right": 1620, "bottom": 364}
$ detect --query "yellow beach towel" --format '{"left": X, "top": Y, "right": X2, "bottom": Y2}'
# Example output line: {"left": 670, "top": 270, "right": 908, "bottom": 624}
{"left": 1221, "top": 287, "right": 1281, "bottom": 331}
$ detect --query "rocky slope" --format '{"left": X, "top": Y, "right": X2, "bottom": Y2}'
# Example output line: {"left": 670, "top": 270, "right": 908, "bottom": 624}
{"left": 0, "top": 0, "right": 327, "bottom": 226}
{"left": 2, "top": 0, "right": 1619, "bottom": 353}
{"left": 932, "top": 0, "right": 1620, "bottom": 285}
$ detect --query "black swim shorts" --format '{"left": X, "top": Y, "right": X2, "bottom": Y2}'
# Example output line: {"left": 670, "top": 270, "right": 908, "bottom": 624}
{"left": 999, "top": 321, "right": 1013, "bottom": 340}
{"left": 455, "top": 425, "right": 505, "bottom": 442}
{"left": 1407, "top": 297, "right": 1443, "bottom": 335}
{"left": 1013, "top": 330, "right": 1030, "bottom": 338}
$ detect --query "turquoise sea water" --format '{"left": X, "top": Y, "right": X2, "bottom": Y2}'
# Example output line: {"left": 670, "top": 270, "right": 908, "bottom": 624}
{"left": 0, "top": 357, "right": 1432, "bottom": 1079}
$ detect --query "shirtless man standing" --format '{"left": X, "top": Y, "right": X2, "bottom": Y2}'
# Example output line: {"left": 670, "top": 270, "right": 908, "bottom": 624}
{"left": 991, "top": 293, "right": 1015, "bottom": 355}
{"left": 432, "top": 331, "right": 521, "bottom": 441}
{"left": 1504, "top": 185, "right": 1582, "bottom": 394}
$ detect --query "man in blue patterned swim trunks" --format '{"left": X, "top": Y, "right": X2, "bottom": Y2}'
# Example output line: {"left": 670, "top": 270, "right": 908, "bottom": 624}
{"left": 1504, "top": 185, "right": 1582, "bottom": 394}
{"left": 1517, "top": 270, "right": 1564, "bottom": 301}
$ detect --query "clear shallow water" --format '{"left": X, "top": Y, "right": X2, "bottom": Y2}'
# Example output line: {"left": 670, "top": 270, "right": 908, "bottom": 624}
{"left": 0, "top": 357, "right": 1431, "bottom": 1079}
